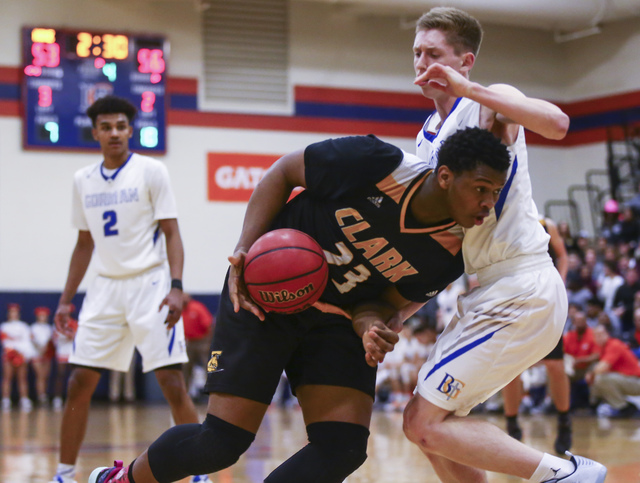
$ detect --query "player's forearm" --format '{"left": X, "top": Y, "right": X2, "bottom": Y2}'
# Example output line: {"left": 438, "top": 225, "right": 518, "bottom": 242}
{"left": 351, "top": 301, "right": 396, "bottom": 338}
{"left": 164, "top": 228, "right": 184, "bottom": 281}
{"left": 466, "top": 82, "right": 569, "bottom": 140}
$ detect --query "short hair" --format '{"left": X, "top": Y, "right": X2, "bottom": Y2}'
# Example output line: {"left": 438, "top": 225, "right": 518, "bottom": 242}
{"left": 86, "top": 95, "right": 137, "bottom": 127}
{"left": 436, "top": 127, "right": 510, "bottom": 175}
{"left": 416, "top": 7, "right": 483, "bottom": 56}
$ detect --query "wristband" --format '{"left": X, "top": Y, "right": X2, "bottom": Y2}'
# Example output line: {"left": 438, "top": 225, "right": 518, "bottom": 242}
{"left": 171, "top": 279, "right": 183, "bottom": 291}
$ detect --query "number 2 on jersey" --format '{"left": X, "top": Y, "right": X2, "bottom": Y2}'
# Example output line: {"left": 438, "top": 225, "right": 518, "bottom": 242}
{"left": 103, "top": 210, "right": 119, "bottom": 236}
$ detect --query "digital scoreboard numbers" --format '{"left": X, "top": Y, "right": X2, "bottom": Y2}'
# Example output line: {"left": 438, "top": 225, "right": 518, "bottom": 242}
{"left": 21, "top": 27, "right": 168, "bottom": 153}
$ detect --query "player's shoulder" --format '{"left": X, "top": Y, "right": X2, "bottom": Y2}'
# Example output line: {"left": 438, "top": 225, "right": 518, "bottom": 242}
{"left": 74, "top": 160, "right": 101, "bottom": 180}
{"left": 129, "top": 152, "right": 169, "bottom": 174}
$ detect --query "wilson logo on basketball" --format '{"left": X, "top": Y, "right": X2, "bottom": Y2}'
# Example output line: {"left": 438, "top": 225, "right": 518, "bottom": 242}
{"left": 257, "top": 283, "right": 315, "bottom": 304}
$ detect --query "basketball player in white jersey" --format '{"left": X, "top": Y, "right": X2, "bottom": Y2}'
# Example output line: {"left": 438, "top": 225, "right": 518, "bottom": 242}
{"left": 49, "top": 96, "right": 209, "bottom": 483}
{"left": 401, "top": 7, "right": 607, "bottom": 483}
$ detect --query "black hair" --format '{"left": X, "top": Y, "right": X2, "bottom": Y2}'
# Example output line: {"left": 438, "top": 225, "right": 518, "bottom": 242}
{"left": 436, "top": 127, "right": 511, "bottom": 174}
{"left": 86, "top": 95, "right": 137, "bottom": 127}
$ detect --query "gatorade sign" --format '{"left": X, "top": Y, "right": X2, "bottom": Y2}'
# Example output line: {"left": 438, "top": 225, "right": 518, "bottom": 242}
{"left": 207, "top": 153, "right": 280, "bottom": 202}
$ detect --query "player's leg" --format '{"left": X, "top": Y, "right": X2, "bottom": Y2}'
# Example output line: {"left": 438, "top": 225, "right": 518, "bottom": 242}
{"left": 58, "top": 366, "right": 102, "bottom": 464}
{"left": 51, "top": 275, "right": 134, "bottom": 483}
{"left": 264, "top": 311, "right": 376, "bottom": 483}
{"left": 89, "top": 277, "right": 292, "bottom": 483}
{"left": 264, "top": 385, "right": 371, "bottom": 483}
{"left": 16, "top": 362, "right": 32, "bottom": 410}
{"left": 405, "top": 263, "right": 602, "bottom": 481}
{"left": 543, "top": 353, "right": 572, "bottom": 454}
{"left": 126, "top": 266, "right": 198, "bottom": 424}
{"left": 1, "top": 360, "right": 13, "bottom": 409}
{"left": 109, "top": 392, "right": 266, "bottom": 483}
{"left": 502, "top": 374, "right": 523, "bottom": 440}
{"left": 153, "top": 364, "right": 198, "bottom": 424}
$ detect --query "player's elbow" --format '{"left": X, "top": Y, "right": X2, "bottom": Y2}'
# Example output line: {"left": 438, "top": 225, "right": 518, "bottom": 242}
{"left": 546, "top": 112, "right": 570, "bottom": 140}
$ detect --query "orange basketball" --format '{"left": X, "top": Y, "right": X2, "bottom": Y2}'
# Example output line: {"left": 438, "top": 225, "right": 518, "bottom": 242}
{"left": 243, "top": 229, "right": 329, "bottom": 314}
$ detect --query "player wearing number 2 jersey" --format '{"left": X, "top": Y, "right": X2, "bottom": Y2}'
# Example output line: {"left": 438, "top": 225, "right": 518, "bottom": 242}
{"left": 87, "top": 127, "right": 511, "bottom": 483}
{"left": 49, "top": 96, "right": 207, "bottom": 483}
{"left": 403, "top": 7, "right": 606, "bottom": 483}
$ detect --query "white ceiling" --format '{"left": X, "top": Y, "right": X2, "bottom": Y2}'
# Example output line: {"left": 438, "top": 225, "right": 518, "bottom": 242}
{"left": 291, "top": 0, "right": 640, "bottom": 34}
{"left": 152, "top": 0, "right": 640, "bottom": 40}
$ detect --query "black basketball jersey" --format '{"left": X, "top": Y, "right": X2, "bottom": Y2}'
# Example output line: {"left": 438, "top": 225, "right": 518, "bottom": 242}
{"left": 271, "top": 135, "right": 464, "bottom": 309}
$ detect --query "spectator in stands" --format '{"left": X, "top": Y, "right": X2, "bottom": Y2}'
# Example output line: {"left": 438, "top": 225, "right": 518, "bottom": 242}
{"left": 181, "top": 293, "right": 215, "bottom": 398}
{"left": 600, "top": 199, "right": 620, "bottom": 244}
{"left": 613, "top": 266, "right": 640, "bottom": 336}
{"left": 584, "top": 247, "right": 604, "bottom": 286}
{"left": 564, "top": 310, "right": 600, "bottom": 410}
{"left": 566, "top": 272, "right": 594, "bottom": 311}
{"left": 30, "top": 306, "right": 55, "bottom": 406}
{"left": 587, "top": 324, "right": 640, "bottom": 418}
{"left": 628, "top": 308, "right": 640, "bottom": 357}
{"left": 1, "top": 303, "right": 35, "bottom": 412}
{"left": 627, "top": 181, "right": 640, "bottom": 217}
{"left": 612, "top": 205, "right": 640, "bottom": 248}
{"left": 586, "top": 297, "right": 605, "bottom": 328}
{"left": 557, "top": 220, "right": 579, "bottom": 255}
{"left": 597, "top": 260, "right": 624, "bottom": 315}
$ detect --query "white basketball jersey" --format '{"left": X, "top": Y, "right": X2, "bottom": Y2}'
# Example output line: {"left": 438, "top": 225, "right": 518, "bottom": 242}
{"left": 71, "top": 153, "right": 178, "bottom": 278}
{"left": 416, "top": 97, "right": 549, "bottom": 274}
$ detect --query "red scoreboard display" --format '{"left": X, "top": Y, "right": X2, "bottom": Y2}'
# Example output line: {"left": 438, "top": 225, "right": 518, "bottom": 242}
{"left": 21, "top": 27, "right": 168, "bottom": 153}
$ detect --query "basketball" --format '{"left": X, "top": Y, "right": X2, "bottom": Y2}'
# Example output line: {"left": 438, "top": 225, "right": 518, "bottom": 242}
{"left": 243, "top": 229, "right": 329, "bottom": 314}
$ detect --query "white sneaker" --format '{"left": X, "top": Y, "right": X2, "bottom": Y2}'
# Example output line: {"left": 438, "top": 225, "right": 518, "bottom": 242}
{"left": 545, "top": 452, "right": 607, "bottom": 482}
{"left": 48, "top": 474, "right": 78, "bottom": 483}
{"left": 20, "top": 397, "right": 33, "bottom": 412}
{"left": 191, "top": 475, "right": 212, "bottom": 482}
{"left": 1, "top": 398, "right": 10, "bottom": 412}
{"left": 52, "top": 396, "right": 64, "bottom": 410}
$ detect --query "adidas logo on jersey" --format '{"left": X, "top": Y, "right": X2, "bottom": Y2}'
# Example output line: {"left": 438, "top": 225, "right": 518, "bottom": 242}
{"left": 367, "top": 196, "right": 383, "bottom": 208}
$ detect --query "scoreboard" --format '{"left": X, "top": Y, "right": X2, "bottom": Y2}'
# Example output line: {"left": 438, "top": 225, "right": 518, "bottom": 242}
{"left": 21, "top": 27, "right": 168, "bottom": 153}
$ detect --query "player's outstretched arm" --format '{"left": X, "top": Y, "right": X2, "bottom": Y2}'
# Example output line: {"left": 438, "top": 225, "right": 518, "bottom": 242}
{"left": 56, "top": 230, "right": 93, "bottom": 336}
{"left": 158, "top": 218, "right": 184, "bottom": 328}
{"left": 415, "top": 63, "right": 569, "bottom": 142}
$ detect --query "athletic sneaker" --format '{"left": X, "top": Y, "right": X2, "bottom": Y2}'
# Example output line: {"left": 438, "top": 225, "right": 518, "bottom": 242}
{"left": 48, "top": 475, "right": 77, "bottom": 483}
{"left": 191, "top": 475, "right": 212, "bottom": 482}
{"left": 88, "top": 460, "right": 129, "bottom": 483}
{"left": 544, "top": 452, "right": 607, "bottom": 482}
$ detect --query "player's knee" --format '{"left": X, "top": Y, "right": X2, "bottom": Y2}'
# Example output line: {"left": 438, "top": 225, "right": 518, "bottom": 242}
{"left": 310, "top": 422, "right": 369, "bottom": 479}
{"left": 403, "top": 399, "right": 439, "bottom": 451}
{"left": 66, "top": 368, "right": 99, "bottom": 401}
{"left": 148, "top": 414, "right": 255, "bottom": 482}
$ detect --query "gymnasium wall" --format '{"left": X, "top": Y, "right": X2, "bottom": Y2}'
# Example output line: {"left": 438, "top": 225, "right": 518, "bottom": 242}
{"left": 0, "top": 0, "right": 639, "bottom": 302}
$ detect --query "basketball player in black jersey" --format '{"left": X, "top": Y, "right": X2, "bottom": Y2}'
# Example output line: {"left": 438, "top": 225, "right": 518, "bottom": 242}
{"left": 88, "top": 127, "right": 510, "bottom": 483}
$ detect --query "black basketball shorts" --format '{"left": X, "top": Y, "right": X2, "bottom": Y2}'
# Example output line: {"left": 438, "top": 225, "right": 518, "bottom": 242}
{"left": 203, "top": 280, "right": 377, "bottom": 405}
{"left": 543, "top": 335, "right": 565, "bottom": 360}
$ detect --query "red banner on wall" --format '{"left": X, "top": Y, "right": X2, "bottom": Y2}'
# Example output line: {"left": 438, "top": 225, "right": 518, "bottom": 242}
{"left": 207, "top": 153, "right": 281, "bottom": 202}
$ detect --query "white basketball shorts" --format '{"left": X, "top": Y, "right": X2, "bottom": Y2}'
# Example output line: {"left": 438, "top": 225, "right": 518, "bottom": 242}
{"left": 70, "top": 263, "right": 188, "bottom": 372}
{"left": 415, "top": 254, "right": 567, "bottom": 416}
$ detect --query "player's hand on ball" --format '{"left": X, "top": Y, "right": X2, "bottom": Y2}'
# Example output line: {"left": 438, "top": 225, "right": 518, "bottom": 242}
{"left": 228, "top": 250, "right": 265, "bottom": 321}
{"left": 363, "top": 321, "right": 400, "bottom": 368}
